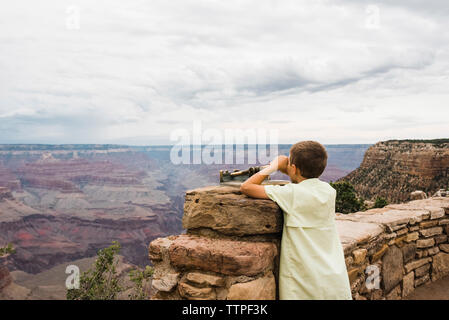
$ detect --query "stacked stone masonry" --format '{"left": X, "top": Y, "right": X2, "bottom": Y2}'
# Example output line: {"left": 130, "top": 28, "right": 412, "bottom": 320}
{"left": 149, "top": 185, "right": 449, "bottom": 300}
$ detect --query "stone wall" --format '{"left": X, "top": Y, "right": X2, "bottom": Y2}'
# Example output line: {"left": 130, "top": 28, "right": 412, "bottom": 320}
{"left": 148, "top": 185, "right": 449, "bottom": 300}
{"left": 149, "top": 186, "right": 281, "bottom": 300}
{"left": 339, "top": 197, "right": 449, "bottom": 300}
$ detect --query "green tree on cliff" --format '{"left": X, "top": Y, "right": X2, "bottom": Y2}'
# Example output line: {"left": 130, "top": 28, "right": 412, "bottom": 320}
{"left": 66, "top": 241, "right": 153, "bottom": 300}
{"left": 330, "top": 181, "right": 366, "bottom": 214}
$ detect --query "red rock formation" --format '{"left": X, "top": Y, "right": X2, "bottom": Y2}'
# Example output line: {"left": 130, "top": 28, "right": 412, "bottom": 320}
{"left": 342, "top": 140, "right": 449, "bottom": 203}
{"left": 0, "top": 148, "right": 185, "bottom": 275}
{"left": 0, "top": 211, "right": 168, "bottom": 273}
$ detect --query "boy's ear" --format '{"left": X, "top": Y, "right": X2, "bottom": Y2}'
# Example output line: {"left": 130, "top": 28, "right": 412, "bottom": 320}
{"left": 293, "top": 165, "right": 300, "bottom": 176}
{"left": 291, "top": 163, "right": 297, "bottom": 173}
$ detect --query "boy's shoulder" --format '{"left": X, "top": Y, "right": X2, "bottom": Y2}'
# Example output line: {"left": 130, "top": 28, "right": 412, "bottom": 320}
{"left": 296, "top": 178, "right": 334, "bottom": 190}
{"left": 265, "top": 178, "right": 334, "bottom": 199}
{"left": 266, "top": 179, "right": 337, "bottom": 227}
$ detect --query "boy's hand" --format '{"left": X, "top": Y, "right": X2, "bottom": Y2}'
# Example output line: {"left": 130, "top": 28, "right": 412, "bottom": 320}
{"left": 269, "top": 155, "right": 289, "bottom": 174}
{"left": 240, "top": 155, "right": 289, "bottom": 199}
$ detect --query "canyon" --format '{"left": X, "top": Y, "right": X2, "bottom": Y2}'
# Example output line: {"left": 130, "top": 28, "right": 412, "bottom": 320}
{"left": 0, "top": 144, "right": 368, "bottom": 281}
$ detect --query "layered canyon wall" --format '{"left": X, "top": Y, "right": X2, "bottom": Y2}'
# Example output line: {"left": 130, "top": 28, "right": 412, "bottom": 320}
{"left": 0, "top": 144, "right": 367, "bottom": 277}
{"left": 0, "top": 146, "right": 183, "bottom": 274}
{"left": 342, "top": 140, "right": 449, "bottom": 203}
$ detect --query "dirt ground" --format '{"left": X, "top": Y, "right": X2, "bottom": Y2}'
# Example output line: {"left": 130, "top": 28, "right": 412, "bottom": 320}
{"left": 405, "top": 275, "right": 449, "bottom": 300}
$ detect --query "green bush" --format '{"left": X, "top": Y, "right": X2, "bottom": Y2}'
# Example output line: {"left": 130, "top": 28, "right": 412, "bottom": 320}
{"left": 373, "top": 197, "right": 388, "bottom": 208}
{"left": 330, "top": 181, "right": 365, "bottom": 214}
{"left": 67, "top": 241, "right": 153, "bottom": 300}
{"left": 0, "top": 243, "right": 15, "bottom": 256}
{"left": 128, "top": 266, "right": 154, "bottom": 300}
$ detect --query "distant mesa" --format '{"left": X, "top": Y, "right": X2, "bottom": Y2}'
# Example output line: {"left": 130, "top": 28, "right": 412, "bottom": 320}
{"left": 341, "top": 139, "right": 449, "bottom": 203}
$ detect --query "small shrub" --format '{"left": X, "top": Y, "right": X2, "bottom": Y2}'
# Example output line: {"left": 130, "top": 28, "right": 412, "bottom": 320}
{"left": 67, "top": 241, "right": 123, "bottom": 300}
{"left": 330, "top": 181, "right": 365, "bottom": 214}
{"left": 374, "top": 197, "right": 388, "bottom": 208}
{"left": 128, "top": 265, "right": 154, "bottom": 300}
{"left": 66, "top": 241, "right": 154, "bottom": 300}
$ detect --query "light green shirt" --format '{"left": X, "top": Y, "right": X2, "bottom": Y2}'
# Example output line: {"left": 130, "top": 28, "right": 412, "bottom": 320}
{"left": 265, "top": 178, "right": 352, "bottom": 300}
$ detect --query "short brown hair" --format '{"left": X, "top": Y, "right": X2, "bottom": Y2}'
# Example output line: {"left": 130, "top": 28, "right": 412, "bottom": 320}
{"left": 289, "top": 141, "right": 327, "bottom": 178}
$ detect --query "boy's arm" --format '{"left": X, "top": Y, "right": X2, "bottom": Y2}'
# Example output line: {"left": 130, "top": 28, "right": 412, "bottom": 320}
{"left": 240, "top": 156, "right": 288, "bottom": 199}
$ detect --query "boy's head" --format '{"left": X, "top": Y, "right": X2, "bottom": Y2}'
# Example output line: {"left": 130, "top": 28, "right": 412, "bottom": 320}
{"left": 287, "top": 141, "right": 327, "bottom": 182}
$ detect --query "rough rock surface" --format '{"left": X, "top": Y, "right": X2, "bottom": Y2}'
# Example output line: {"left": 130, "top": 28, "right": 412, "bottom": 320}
{"left": 335, "top": 219, "right": 383, "bottom": 252}
{"left": 184, "top": 272, "right": 225, "bottom": 287}
{"left": 178, "top": 281, "right": 216, "bottom": 300}
{"left": 151, "top": 273, "right": 180, "bottom": 292}
{"left": 431, "top": 252, "right": 449, "bottom": 281}
{"left": 402, "top": 243, "right": 417, "bottom": 263}
{"left": 382, "top": 246, "right": 403, "bottom": 292}
{"left": 402, "top": 272, "right": 415, "bottom": 298}
{"left": 226, "top": 272, "right": 276, "bottom": 300}
{"left": 386, "top": 285, "right": 402, "bottom": 300}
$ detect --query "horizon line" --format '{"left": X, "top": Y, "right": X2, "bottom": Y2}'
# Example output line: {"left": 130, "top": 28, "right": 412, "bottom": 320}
{"left": 0, "top": 142, "right": 375, "bottom": 147}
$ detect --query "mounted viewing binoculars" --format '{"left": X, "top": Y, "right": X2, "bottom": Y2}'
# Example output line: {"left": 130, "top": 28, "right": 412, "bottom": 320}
{"left": 219, "top": 165, "right": 289, "bottom": 186}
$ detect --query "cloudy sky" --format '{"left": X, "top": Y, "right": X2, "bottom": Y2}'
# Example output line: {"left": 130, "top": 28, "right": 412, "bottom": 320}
{"left": 1, "top": 0, "right": 448, "bottom": 145}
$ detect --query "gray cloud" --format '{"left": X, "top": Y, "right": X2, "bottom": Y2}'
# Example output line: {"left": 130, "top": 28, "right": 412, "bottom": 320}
{"left": 0, "top": 0, "right": 448, "bottom": 144}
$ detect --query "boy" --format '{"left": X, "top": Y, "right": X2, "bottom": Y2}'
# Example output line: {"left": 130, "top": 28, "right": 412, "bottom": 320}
{"left": 240, "top": 141, "right": 352, "bottom": 300}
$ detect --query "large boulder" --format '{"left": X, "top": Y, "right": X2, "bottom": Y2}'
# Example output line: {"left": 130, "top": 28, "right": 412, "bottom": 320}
{"left": 183, "top": 186, "right": 282, "bottom": 236}
{"left": 169, "top": 235, "right": 277, "bottom": 276}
